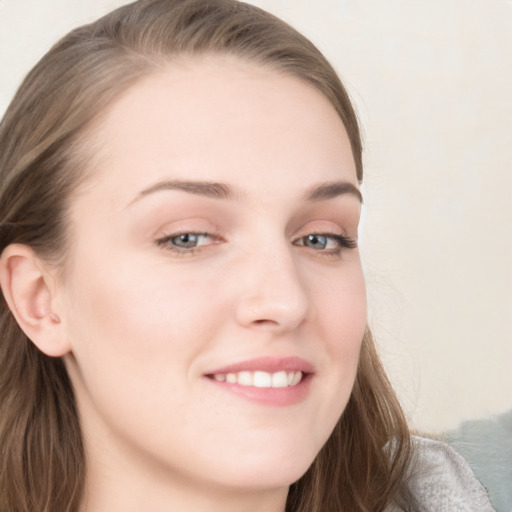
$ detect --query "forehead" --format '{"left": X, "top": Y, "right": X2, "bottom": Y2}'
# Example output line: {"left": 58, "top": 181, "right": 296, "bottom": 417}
{"left": 78, "top": 55, "right": 357, "bottom": 203}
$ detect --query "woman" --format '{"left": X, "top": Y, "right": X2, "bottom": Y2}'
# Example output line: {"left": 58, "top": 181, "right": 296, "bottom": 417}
{"left": 0, "top": 1, "right": 494, "bottom": 511}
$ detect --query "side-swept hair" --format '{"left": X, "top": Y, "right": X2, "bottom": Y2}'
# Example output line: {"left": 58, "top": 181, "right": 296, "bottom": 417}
{"left": 0, "top": 1, "right": 411, "bottom": 510}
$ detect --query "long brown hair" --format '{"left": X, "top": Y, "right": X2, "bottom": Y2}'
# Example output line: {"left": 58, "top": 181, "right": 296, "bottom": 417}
{"left": 0, "top": 1, "right": 411, "bottom": 510}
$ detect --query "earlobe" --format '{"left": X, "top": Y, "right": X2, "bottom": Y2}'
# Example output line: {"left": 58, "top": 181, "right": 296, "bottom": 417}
{"left": 0, "top": 244, "right": 70, "bottom": 357}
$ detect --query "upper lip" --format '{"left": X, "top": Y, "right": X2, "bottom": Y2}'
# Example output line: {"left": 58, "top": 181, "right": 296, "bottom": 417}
{"left": 205, "top": 356, "right": 314, "bottom": 375}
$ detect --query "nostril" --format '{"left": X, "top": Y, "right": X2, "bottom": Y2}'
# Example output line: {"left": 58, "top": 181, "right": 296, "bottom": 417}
{"left": 252, "top": 318, "right": 279, "bottom": 327}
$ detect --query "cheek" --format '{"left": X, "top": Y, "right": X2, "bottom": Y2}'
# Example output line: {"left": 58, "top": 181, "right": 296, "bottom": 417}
{"left": 315, "top": 264, "right": 367, "bottom": 356}
{"left": 305, "top": 263, "right": 367, "bottom": 425}
{"left": 67, "top": 252, "right": 216, "bottom": 340}
{"left": 61, "top": 256, "right": 229, "bottom": 458}
{"left": 314, "top": 267, "right": 366, "bottom": 412}
{"left": 61, "top": 254, "right": 223, "bottom": 401}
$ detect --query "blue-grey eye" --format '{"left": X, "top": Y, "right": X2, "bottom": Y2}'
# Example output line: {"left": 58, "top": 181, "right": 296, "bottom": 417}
{"left": 171, "top": 233, "right": 203, "bottom": 248}
{"left": 304, "top": 234, "right": 328, "bottom": 250}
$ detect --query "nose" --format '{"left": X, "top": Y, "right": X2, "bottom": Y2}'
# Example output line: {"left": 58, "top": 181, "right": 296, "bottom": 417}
{"left": 234, "top": 241, "right": 312, "bottom": 332}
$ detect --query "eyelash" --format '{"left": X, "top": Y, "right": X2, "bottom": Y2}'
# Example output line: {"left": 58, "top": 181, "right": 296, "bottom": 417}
{"left": 294, "top": 233, "right": 358, "bottom": 258}
{"left": 155, "top": 231, "right": 357, "bottom": 258}
{"left": 155, "top": 232, "right": 221, "bottom": 257}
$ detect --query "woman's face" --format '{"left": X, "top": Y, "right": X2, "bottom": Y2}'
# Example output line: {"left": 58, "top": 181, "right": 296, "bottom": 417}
{"left": 58, "top": 56, "right": 366, "bottom": 502}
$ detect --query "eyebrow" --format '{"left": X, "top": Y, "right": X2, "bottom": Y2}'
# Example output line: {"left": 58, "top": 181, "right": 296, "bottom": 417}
{"left": 304, "top": 181, "right": 363, "bottom": 203}
{"left": 130, "top": 180, "right": 236, "bottom": 206}
{"left": 129, "top": 178, "right": 362, "bottom": 205}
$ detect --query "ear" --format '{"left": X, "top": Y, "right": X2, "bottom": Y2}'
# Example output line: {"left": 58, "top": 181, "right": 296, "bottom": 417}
{"left": 0, "top": 244, "right": 71, "bottom": 357}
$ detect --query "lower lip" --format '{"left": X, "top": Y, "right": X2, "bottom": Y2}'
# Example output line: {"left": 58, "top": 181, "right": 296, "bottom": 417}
{"left": 205, "top": 374, "right": 313, "bottom": 406}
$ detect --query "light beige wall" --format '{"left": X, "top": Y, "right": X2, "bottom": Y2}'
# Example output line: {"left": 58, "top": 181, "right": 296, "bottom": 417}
{"left": 1, "top": 0, "right": 510, "bottom": 433}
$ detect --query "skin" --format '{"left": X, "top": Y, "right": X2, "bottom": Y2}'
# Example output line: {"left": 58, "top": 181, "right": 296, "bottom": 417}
{"left": 50, "top": 56, "right": 366, "bottom": 511}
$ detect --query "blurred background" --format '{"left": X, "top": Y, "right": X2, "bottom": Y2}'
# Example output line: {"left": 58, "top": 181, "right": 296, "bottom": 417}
{"left": 1, "top": 0, "right": 510, "bottom": 507}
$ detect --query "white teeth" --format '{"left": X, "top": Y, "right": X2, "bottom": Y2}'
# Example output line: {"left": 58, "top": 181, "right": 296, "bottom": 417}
{"left": 291, "top": 371, "right": 302, "bottom": 386}
{"left": 237, "top": 371, "right": 253, "bottom": 386}
{"left": 253, "top": 371, "right": 272, "bottom": 388}
{"left": 271, "top": 371, "right": 289, "bottom": 388}
{"left": 212, "top": 370, "right": 304, "bottom": 388}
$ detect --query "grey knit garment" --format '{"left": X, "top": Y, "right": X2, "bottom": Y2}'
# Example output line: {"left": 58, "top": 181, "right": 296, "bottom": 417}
{"left": 402, "top": 436, "right": 496, "bottom": 511}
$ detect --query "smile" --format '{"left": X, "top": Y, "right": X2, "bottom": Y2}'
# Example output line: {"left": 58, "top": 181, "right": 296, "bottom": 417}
{"left": 205, "top": 357, "right": 313, "bottom": 406}
{"left": 211, "top": 370, "right": 303, "bottom": 388}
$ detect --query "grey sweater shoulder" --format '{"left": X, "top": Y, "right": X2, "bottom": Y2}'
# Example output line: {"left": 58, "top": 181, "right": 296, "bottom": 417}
{"left": 401, "top": 436, "right": 496, "bottom": 512}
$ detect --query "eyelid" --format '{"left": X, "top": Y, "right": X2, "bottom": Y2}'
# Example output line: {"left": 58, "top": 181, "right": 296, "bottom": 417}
{"left": 292, "top": 228, "right": 358, "bottom": 259}
{"left": 294, "top": 232, "right": 357, "bottom": 247}
{"left": 155, "top": 229, "right": 221, "bottom": 244}
{"left": 292, "top": 219, "right": 355, "bottom": 242}
{"left": 154, "top": 227, "right": 225, "bottom": 257}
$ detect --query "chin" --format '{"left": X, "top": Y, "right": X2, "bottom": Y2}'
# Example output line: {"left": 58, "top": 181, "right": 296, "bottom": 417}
{"left": 214, "top": 465, "right": 310, "bottom": 492}
{"left": 201, "top": 441, "right": 319, "bottom": 491}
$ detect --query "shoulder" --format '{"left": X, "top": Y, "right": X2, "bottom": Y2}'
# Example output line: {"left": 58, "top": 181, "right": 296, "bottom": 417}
{"left": 405, "top": 435, "right": 496, "bottom": 512}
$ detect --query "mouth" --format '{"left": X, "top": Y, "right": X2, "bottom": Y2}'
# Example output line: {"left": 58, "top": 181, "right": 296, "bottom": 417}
{"left": 204, "top": 357, "right": 313, "bottom": 406}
